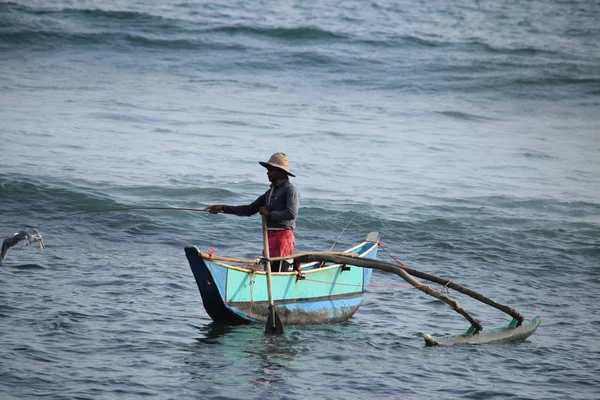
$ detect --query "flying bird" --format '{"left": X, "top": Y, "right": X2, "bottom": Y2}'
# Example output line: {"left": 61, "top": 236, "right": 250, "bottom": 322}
{"left": 1, "top": 229, "right": 45, "bottom": 263}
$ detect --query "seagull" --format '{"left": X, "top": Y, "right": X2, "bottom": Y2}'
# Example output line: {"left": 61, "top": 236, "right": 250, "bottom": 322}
{"left": 1, "top": 229, "right": 45, "bottom": 263}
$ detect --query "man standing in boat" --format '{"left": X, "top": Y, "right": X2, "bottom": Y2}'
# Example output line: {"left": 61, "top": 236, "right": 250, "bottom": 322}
{"left": 203, "top": 152, "right": 300, "bottom": 272}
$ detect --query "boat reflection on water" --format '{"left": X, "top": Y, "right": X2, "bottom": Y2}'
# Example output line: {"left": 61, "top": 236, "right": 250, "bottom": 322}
{"left": 186, "top": 322, "right": 308, "bottom": 386}
{"left": 193, "top": 321, "right": 236, "bottom": 344}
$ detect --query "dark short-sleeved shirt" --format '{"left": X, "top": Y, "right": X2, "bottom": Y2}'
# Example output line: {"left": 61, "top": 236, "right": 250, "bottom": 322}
{"left": 223, "top": 180, "right": 299, "bottom": 230}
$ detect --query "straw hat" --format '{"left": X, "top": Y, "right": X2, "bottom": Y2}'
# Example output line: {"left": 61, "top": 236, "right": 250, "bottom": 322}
{"left": 259, "top": 152, "right": 295, "bottom": 177}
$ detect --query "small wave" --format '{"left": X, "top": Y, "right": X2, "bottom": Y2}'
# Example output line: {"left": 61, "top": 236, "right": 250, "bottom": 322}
{"left": 205, "top": 25, "right": 345, "bottom": 41}
{"left": 0, "top": 177, "right": 115, "bottom": 213}
{"left": 466, "top": 195, "right": 600, "bottom": 211}
{"left": 319, "top": 131, "right": 345, "bottom": 138}
{"left": 8, "top": 130, "right": 54, "bottom": 138}
{"left": 124, "top": 34, "right": 216, "bottom": 50}
{"left": 32, "top": 311, "right": 90, "bottom": 334}
{"left": 519, "top": 151, "right": 556, "bottom": 160}
{"left": 0, "top": 4, "right": 245, "bottom": 51}
{"left": 1, "top": 2, "right": 177, "bottom": 26}
{"left": 355, "top": 33, "right": 445, "bottom": 49}
{"left": 0, "top": 30, "right": 109, "bottom": 48}
{"left": 404, "top": 34, "right": 444, "bottom": 48}
{"left": 6, "top": 263, "right": 45, "bottom": 270}
{"left": 283, "top": 50, "right": 338, "bottom": 67}
{"left": 0, "top": 2, "right": 182, "bottom": 50}
{"left": 0, "top": 29, "right": 245, "bottom": 52}
{"left": 461, "top": 39, "right": 559, "bottom": 57}
{"left": 186, "top": 78, "right": 277, "bottom": 90}
{"left": 356, "top": 35, "right": 558, "bottom": 54}
{"left": 67, "top": 7, "right": 170, "bottom": 24}
{"left": 512, "top": 75, "right": 600, "bottom": 87}
{"left": 435, "top": 110, "right": 495, "bottom": 122}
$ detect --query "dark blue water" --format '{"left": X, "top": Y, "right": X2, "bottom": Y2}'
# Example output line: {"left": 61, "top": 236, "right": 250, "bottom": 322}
{"left": 1, "top": 1, "right": 599, "bottom": 398}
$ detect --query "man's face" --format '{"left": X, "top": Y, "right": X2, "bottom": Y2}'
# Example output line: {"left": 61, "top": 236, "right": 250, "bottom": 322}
{"left": 267, "top": 168, "right": 283, "bottom": 183}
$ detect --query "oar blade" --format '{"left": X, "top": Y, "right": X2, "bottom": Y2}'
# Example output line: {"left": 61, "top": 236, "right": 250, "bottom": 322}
{"left": 265, "top": 306, "right": 284, "bottom": 335}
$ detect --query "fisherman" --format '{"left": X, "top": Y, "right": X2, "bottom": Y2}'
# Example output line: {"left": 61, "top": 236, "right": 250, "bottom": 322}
{"left": 203, "top": 152, "right": 300, "bottom": 272}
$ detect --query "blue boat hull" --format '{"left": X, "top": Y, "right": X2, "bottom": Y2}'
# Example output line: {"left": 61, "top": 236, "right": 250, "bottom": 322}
{"left": 185, "top": 234, "right": 380, "bottom": 325}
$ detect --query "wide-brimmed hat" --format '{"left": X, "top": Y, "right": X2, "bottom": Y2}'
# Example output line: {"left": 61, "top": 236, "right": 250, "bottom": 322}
{"left": 259, "top": 152, "right": 295, "bottom": 177}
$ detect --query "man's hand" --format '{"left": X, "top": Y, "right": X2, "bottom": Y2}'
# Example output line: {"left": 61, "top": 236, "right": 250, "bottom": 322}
{"left": 203, "top": 205, "right": 224, "bottom": 214}
{"left": 259, "top": 206, "right": 271, "bottom": 216}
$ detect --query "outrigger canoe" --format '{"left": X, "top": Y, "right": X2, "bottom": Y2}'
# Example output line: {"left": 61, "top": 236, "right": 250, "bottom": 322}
{"left": 184, "top": 232, "right": 380, "bottom": 325}
{"left": 185, "top": 231, "right": 541, "bottom": 345}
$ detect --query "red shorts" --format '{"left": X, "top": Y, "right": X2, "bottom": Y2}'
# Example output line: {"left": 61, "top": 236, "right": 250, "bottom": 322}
{"left": 267, "top": 229, "right": 295, "bottom": 258}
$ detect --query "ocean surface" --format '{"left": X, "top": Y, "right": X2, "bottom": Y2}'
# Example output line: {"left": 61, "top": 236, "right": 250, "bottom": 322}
{"left": 1, "top": 0, "right": 599, "bottom": 398}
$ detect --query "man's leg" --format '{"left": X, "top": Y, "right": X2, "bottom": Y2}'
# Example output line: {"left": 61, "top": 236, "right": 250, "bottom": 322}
{"left": 268, "top": 230, "right": 295, "bottom": 272}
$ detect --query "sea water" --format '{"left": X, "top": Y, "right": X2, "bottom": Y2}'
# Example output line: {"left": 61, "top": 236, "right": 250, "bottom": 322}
{"left": 1, "top": 1, "right": 599, "bottom": 399}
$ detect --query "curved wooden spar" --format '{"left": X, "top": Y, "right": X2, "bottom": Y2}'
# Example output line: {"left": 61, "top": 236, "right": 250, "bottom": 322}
{"left": 398, "top": 262, "right": 525, "bottom": 324}
{"left": 294, "top": 253, "right": 484, "bottom": 331}
{"left": 293, "top": 253, "right": 524, "bottom": 324}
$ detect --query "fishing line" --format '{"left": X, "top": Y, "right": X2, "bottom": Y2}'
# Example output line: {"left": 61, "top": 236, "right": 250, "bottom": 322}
{"left": 1, "top": 207, "right": 211, "bottom": 263}
{"left": 329, "top": 199, "right": 372, "bottom": 251}
{"left": 41, "top": 206, "right": 210, "bottom": 225}
{"left": 329, "top": 213, "right": 358, "bottom": 251}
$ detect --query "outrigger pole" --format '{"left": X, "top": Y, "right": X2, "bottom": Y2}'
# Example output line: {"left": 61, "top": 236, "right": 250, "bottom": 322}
{"left": 287, "top": 253, "right": 524, "bottom": 332}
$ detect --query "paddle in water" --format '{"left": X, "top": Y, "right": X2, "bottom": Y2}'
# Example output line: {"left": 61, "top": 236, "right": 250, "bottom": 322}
{"left": 262, "top": 215, "right": 284, "bottom": 335}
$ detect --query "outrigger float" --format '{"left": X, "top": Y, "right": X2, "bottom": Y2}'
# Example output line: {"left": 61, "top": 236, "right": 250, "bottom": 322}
{"left": 184, "top": 232, "right": 541, "bottom": 346}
